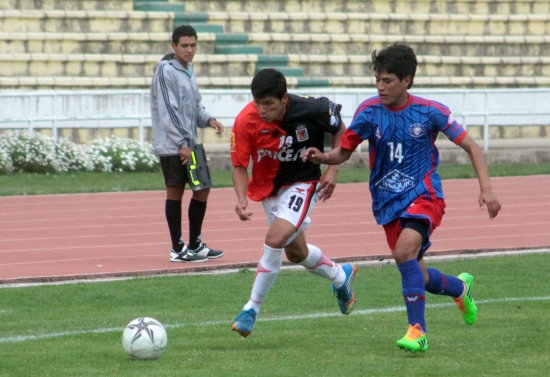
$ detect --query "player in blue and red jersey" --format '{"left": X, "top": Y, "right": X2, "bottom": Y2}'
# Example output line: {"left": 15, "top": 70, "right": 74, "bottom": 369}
{"left": 303, "top": 44, "right": 501, "bottom": 352}
{"left": 230, "top": 69, "right": 357, "bottom": 338}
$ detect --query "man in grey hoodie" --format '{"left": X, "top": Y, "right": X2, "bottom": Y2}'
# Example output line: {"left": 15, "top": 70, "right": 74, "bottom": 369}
{"left": 151, "top": 24, "right": 224, "bottom": 262}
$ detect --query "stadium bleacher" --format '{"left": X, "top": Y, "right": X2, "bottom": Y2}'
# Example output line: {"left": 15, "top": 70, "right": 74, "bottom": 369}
{"left": 1, "top": 0, "right": 549, "bottom": 89}
{"left": 1, "top": 0, "right": 550, "bottom": 152}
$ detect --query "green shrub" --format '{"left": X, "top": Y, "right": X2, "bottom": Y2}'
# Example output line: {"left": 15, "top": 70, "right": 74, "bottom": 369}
{"left": 0, "top": 131, "right": 159, "bottom": 174}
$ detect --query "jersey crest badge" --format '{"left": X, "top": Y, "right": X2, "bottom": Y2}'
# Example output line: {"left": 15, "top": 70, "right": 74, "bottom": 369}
{"left": 375, "top": 127, "right": 382, "bottom": 139}
{"left": 409, "top": 123, "right": 426, "bottom": 138}
{"left": 295, "top": 124, "right": 309, "bottom": 142}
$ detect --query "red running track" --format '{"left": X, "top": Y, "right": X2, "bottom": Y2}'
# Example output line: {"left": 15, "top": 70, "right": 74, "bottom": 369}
{"left": 1, "top": 175, "right": 549, "bottom": 284}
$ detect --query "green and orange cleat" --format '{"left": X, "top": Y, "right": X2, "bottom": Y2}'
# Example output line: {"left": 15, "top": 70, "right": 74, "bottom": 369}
{"left": 396, "top": 323, "right": 428, "bottom": 353}
{"left": 453, "top": 272, "right": 477, "bottom": 325}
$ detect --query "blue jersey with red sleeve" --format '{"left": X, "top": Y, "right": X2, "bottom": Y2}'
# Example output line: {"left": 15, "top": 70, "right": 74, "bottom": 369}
{"left": 340, "top": 94, "right": 467, "bottom": 225}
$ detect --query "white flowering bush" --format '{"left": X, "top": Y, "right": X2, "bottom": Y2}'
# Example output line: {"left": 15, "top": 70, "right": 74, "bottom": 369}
{"left": 89, "top": 136, "right": 159, "bottom": 172}
{"left": 0, "top": 131, "right": 159, "bottom": 174}
{"left": 1, "top": 132, "right": 61, "bottom": 173}
{"left": 0, "top": 142, "right": 13, "bottom": 173}
{"left": 54, "top": 137, "right": 96, "bottom": 172}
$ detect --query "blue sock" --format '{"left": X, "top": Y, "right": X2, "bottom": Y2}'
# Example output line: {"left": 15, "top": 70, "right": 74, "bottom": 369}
{"left": 425, "top": 268, "right": 464, "bottom": 297}
{"left": 397, "top": 259, "right": 426, "bottom": 332}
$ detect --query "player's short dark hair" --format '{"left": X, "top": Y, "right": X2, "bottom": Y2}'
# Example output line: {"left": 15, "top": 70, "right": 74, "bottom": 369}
{"left": 251, "top": 68, "right": 287, "bottom": 100}
{"left": 371, "top": 43, "right": 417, "bottom": 88}
{"left": 172, "top": 24, "right": 197, "bottom": 45}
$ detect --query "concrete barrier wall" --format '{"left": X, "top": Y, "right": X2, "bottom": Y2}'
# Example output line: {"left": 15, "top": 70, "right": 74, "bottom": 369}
{"left": 2, "top": 88, "right": 550, "bottom": 147}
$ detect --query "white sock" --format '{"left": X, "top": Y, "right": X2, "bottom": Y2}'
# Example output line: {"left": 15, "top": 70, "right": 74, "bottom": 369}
{"left": 299, "top": 244, "right": 346, "bottom": 287}
{"left": 243, "top": 244, "right": 283, "bottom": 314}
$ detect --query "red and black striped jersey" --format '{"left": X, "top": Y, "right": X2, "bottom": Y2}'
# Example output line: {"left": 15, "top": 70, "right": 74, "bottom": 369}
{"left": 231, "top": 94, "right": 342, "bottom": 201}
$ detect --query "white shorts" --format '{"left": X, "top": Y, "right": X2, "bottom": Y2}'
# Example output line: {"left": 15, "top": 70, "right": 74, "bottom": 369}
{"left": 262, "top": 182, "right": 320, "bottom": 244}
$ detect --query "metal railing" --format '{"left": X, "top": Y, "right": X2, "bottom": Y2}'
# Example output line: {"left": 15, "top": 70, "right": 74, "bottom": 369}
{"left": 2, "top": 88, "right": 550, "bottom": 151}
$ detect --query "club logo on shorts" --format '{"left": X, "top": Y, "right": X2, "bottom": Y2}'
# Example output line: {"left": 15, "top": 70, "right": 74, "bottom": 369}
{"left": 409, "top": 123, "right": 426, "bottom": 138}
{"left": 295, "top": 124, "right": 309, "bottom": 142}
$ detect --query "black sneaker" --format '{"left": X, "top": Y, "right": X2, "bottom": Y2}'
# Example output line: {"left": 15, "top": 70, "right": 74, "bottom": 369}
{"left": 192, "top": 242, "right": 224, "bottom": 259}
{"left": 170, "top": 245, "right": 190, "bottom": 262}
{"left": 181, "top": 247, "right": 209, "bottom": 262}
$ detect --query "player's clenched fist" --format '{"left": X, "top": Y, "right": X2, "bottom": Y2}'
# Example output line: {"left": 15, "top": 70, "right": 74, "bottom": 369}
{"left": 235, "top": 199, "right": 253, "bottom": 221}
{"left": 302, "top": 147, "right": 325, "bottom": 164}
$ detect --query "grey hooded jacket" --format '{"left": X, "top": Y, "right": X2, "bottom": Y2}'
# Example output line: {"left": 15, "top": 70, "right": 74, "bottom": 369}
{"left": 150, "top": 58, "right": 213, "bottom": 156}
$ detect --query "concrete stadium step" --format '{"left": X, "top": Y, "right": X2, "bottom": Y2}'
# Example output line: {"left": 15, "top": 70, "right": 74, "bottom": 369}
{"left": 0, "top": 53, "right": 252, "bottom": 77}
{"left": 171, "top": 12, "right": 225, "bottom": 32}
{"left": 0, "top": 0, "right": 133, "bottom": 10}
{"left": 246, "top": 33, "right": 550, "bottom": 57}
{"left": 214, "top": 44, "right": 263, "bottom": 54}
{"left": 289, "top": 54, "right": 550, "bottom": 79}
{"left": 185, "top": 23, "right": 225, "bottom": 33}
{"left": 212, "top": 33, "right": 264, "bottom": 54}
{"left": 182, "top": 0, "right": 550, "bottom": 15}
{"left": 0, "top": 53, "right": 304, "bottom": 79}
{"left": 254, "top": 55, "right": 305, "bottom": 77}
{"left": 206, "top": 12, "right": 550, "bottom": 36}
{"left": 0, "top": 53, "right": 160, "bottom": 78}
{"left": 3, "top": 75, "right": 550, "bottom": 90}
{"left": 133, "top": 1, "right": 186, "bottom": 12}
{"left": 4, "top": 52, "right": 545, "bottom": 80}
{"left": 2, "top": 0, "right": 547, "bottom": 16}
{"left": 0, "top": 9, "right": 172, "bottom": 33}
{"left": 0, "top": 31, "right": 196, "bottom": 54}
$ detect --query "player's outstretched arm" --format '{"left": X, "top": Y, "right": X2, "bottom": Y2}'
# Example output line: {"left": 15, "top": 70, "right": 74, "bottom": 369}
{"left": 317, "top": 121, "right": 346, "bottom": 201}
{"left": 232, "top": 166, "right": 253, "bottom": 221}
{"left": 459, "top": 134, "right": 502, "bottom": 219}
{"left": 318, "top": 167, "right": 338, "bottom": 202}
{"left": 302, "top": 146, "right": 353, "bottom": 165}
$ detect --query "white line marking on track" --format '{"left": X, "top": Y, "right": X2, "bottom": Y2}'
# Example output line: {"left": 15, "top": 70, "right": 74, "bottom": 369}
{"left": 2, "top": 248, "right": 548, "bottom": 288}
{"left": 1, "top": 295, "right": 549, "bottom": 344}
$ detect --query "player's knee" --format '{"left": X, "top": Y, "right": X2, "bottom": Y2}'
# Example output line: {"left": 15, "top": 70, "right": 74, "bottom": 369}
{"left": 284, "top": 244, "right": 308, "bottom": 264}
{"left": 264, "top": 234, "right": 286, "bottom": 249}
{"left": 192, "top": 188, "right": 210, "bottom": 201}
{"left": 393, "top": 246, "right": 419, "bottom": 264}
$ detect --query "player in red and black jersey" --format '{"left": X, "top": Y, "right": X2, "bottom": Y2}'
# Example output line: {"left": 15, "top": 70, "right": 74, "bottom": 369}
{"left": 230, "top": 69, "right": 358, "bottom": 337}
{"left": 231, "top": 92, "right": 342, "bottom": 201}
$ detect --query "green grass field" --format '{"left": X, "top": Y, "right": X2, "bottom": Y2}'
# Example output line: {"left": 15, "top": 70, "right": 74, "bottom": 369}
{"left": 1, "top": 164, "right": 548, "bottom": 376}
{"left": 1, "top": 254, "right": 549, "bottom": 377}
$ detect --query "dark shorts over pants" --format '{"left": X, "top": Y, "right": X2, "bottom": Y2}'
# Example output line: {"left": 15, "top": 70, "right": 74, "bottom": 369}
{"left": 160, "top": 155, "right": 190, "bottom": 187}
{"left": 383, "top": 195, "right": 446, "bottom": 260}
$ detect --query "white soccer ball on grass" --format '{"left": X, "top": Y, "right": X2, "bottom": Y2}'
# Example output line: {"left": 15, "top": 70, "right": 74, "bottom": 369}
{"left": 122, "top": 317, "right": 168, "bottom": 360}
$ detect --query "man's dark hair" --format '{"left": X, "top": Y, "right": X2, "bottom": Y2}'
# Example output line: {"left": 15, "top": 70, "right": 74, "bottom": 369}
{"left": 172, "top": 24, "right": 197, "bottom": 45}
{"left": 251, "top": 68, "right": 287, "bottom": 100}
{"left": 371, "top": 43, "right": 417, "bottom": 88}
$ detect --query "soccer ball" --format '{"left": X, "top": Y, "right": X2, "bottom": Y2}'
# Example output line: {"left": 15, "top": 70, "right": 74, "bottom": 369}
{"left": 122, "top": 317, "right": 168, "bottom": 360}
